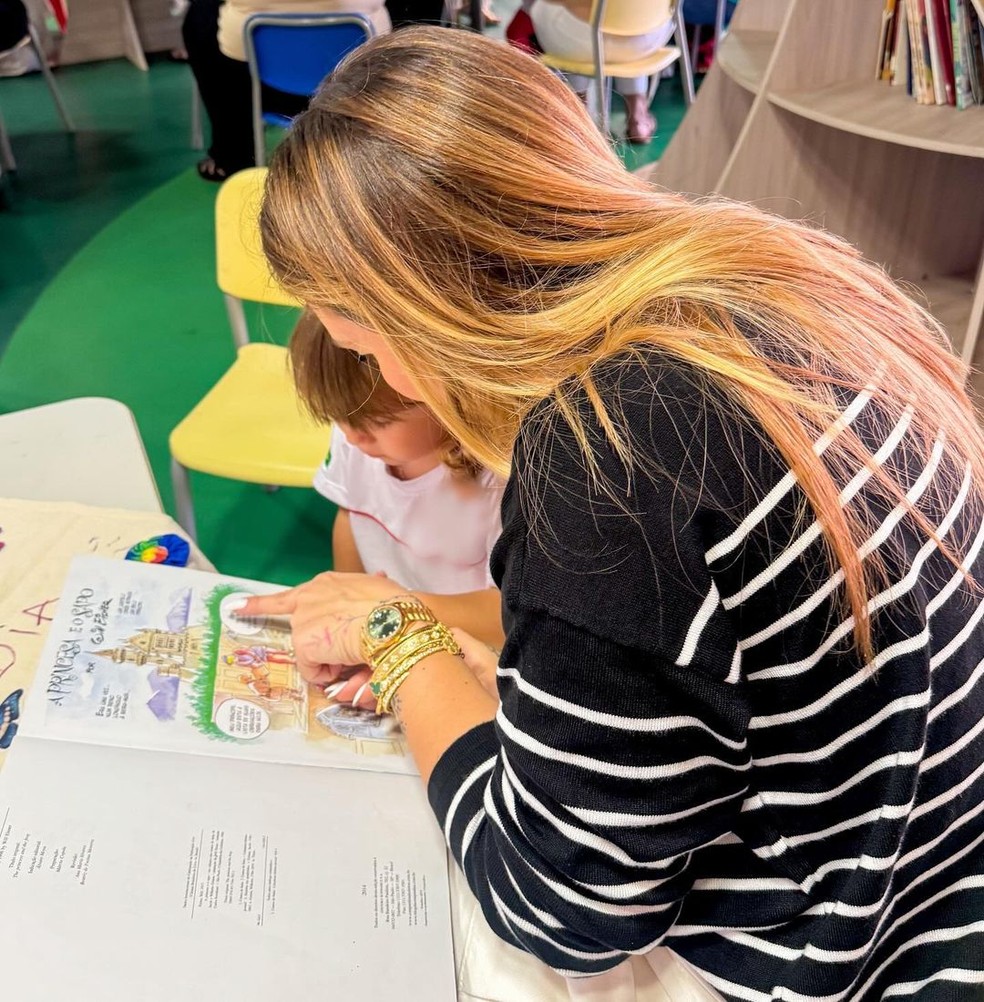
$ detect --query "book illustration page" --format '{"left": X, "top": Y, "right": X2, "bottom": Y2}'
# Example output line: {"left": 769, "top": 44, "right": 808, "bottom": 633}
{"left": 24, "top": 556, "right": 413, "bottom": 774}
{"left": 0, "top": 497, "right": 217, "bottom": 772}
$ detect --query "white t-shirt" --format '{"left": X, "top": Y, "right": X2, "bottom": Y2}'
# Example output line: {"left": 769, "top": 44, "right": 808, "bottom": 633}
{"left": 314, "top": 426, "right": 504, "bottom": 594}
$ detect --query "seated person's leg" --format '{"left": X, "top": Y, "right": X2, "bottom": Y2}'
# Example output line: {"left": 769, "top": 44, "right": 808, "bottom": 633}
{"left": 614, "top": 76, "right": 656, "bottom": 144}
{"left": 183, "top": 0, "right": 255, "bottom": 179}
{"left": 0, "top": 0, "right": 28, "bottom": 53}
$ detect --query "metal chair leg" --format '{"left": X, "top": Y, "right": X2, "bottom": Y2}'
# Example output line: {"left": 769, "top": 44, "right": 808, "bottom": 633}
{"left": 675, "top": 2, "right": 697, "bottom": 105}
{"left": 28, "top": 25, "right": 75, "bottom": 132}
{"left": 170, "top": 457, "right": 199, "bottom": 542}
{"left": 251, "top": 72, "right": 265, "bottom": 167}
{"left": 591, "top": 18, "right": 608, "bottom": 135}
{"left": 190, "top": 77, "right": 204, "bottom": 150}
{"left": 224, "top": 294, "right": 250, "bottom": 349}
{"left": 714, "top": 0, "right": 728, "bottom": 50}
{"left": 0, "top": 108, "right": 15, "bottom": 173}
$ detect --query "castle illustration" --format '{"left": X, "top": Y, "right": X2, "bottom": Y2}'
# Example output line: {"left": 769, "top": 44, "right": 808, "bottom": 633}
{"left": 90, "top": 626, "right": 205, "bottom": 680}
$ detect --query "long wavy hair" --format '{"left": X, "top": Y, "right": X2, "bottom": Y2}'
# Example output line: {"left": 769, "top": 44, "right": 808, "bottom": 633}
{"left": 261, "top": 26, "right": 984, "bottom": 658}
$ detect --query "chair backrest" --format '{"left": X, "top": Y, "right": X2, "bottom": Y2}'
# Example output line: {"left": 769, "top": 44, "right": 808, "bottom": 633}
{"left": 592, "top": 0, "right": 676, "bottom": 37}
{"left": 215, "top": 167, "right": 297, "bottom": 307}
{"left": 243, "top": 12, "right": 374, "bottom": 99}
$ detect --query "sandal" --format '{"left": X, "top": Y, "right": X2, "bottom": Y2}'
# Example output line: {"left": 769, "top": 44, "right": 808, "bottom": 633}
{"left": 196, "top": 157, "right": 244, "bottom": 183}
{"left": 626, "top": 111, "right": 657, "bottom": 145}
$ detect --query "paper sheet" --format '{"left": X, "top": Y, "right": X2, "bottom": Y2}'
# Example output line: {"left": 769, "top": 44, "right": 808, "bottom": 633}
{"left": 0, "top": 736, "right": 455, "bottom": 1000}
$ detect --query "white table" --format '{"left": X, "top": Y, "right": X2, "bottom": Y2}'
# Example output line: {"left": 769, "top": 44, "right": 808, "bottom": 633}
{"left": 0, "top": 397, "right": 163, "bottom": 512}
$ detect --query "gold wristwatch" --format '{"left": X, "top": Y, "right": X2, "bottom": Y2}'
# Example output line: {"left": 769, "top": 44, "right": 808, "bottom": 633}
{"left": 361, "top": 599, "right": 461, "bottom": 714}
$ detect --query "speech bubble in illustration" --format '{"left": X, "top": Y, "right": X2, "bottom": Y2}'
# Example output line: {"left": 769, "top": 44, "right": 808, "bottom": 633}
{"left": 214, "top": 698, "right": 270, "bottom": 739}
{"left": 219, "top": 592, "right": 266, "bottom": 636}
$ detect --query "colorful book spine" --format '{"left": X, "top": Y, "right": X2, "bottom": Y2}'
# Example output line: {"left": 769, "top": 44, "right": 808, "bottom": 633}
{"left": 951, "top": 0, "right": 975, "bottom": 107}
{"left": 933, "top": 0, "right": 957, "bottom": 102}
{"left": 878, "top": 0, "right": 899, "bottom": 79}
{"left": 892, "top": 0, "right": 911, "bottom": 85}
{"left": 966, "top": 0, "right": 984, "bottom": 102}
{"left": 925, "top": 0, "right": 948, "bottom": 101}
{"left": 908, "top": 0, "right": 932, "bottom": 101}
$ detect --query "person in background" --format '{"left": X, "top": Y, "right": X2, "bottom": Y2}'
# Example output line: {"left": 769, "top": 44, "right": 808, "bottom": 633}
{"left": 245, "top": 28, "right": 984, "bottom": 999}
{"left": 0, "top": 0, "right": 30, "bottom": 67}
{"left": 384, "top": 0, "right": 445, "bottom": 27}
{"left": 530, "top": 0, "right": 673, "bottom": 143}
{"left": 183, "top": 0, "right": 389, "bottom": 180}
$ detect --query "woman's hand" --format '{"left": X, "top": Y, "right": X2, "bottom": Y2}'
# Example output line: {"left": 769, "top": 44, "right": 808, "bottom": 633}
{"left": 319, "top": 630, "right": 500, "bottom": 712}
{"left": 324, "top": 667, "right": 376, "bottom": 710}
{"left": 451, "top": 628, "right": 500, "bottom": 700}
{"left": 238, "top": 572, "right": 406, "bottom": 685}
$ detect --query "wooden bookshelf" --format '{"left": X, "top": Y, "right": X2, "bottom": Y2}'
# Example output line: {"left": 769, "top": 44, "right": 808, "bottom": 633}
{"left": 651, "top": 0, "right": 984, "bottom": 385}
{"left": 770, "top": 80, "right": 984, "bottom": 156}
{"left": 716, "top": 29, "right": 777, "bottom": 93}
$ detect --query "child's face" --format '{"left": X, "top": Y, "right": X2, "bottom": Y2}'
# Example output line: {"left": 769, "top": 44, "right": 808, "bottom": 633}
{"left": 339, "top": 406, "right": 446, "bottom": 470}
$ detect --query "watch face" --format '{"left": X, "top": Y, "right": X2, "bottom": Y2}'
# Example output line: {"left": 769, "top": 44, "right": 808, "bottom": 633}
{"left": 366, "top": 605, "right": 403, "bottom": 644}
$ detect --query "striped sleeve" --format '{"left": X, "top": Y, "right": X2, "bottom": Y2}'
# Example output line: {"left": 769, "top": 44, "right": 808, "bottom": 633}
{"left": 427, "top": 609, "right": 751, "bottom": 975}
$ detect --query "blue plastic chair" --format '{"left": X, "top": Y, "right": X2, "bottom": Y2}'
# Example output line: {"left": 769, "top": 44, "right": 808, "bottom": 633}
{"left": 244, "top": 12, "right": 374, "bottom": 167}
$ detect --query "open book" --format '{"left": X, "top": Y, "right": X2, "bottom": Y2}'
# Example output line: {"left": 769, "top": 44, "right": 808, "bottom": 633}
{"left": 1, "top": 556, "right": 456, "bottom": 1000}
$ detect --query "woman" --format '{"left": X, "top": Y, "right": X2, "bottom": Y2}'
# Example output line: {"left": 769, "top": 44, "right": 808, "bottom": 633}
{"left": 244, "top": 27, "right": 984, "bottom": 1001}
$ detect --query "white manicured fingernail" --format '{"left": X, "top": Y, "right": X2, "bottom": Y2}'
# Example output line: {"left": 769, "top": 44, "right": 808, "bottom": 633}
{"left": 351, "top": 682, "right": 370, "bottom": 705}
{"left": 225, "top": 598, "right": 248, "bottom": 613}
{"left": 324, "top": 681, "right": 346, "bottom": 698}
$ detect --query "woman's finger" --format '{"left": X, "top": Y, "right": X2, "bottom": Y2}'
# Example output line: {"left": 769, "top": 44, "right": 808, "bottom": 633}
{"left": 324, "top": 668, "right": 376, "bottom": 710}
{"left": 238, "top": 590, "right": 298, "bottom": 617}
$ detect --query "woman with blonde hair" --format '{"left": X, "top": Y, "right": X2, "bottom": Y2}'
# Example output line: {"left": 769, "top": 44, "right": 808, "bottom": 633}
{"left": 243, "top": 26, "right": 984, "bottom": 1001}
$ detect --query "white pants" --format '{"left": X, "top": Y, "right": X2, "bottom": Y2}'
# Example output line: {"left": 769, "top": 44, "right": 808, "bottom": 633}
{"left": 451, "top": 865, "right": 726, "bottom": 1001}
{"left": 530, "top": 0, "right": 675, "bottom": 96}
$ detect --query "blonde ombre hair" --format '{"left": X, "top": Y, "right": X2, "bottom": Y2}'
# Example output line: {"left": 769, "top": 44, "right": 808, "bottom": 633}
{"left": 261, "top": 27, "right": 984, "bottom": 658}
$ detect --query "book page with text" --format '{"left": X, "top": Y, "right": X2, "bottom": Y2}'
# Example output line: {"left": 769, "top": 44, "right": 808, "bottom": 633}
{"left": 0, "top": 735, "right": 455, "bottom": 1000}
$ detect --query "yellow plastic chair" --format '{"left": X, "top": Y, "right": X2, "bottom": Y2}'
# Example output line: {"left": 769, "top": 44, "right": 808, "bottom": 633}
{"left": 169, "top": 167, "right": 331, "bottom": 541}
{"left": 540, "top": 0, "right": 695, "bottom": 138}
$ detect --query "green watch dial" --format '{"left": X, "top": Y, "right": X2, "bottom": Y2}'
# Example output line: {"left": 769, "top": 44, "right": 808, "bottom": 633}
{"left": 366, "top": 605, "right": 403, "bottom": 643}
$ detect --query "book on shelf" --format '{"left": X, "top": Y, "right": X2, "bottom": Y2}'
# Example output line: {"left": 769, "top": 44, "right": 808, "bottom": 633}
{"left": 886, "top": 0, "right": 984, "bottom": 106}
{"left": 953, "top": 0, "right": 977, "bottom": 107}
{"left": 967, "top": 0, "right": 984, "bottom": 101}
{"left": 933, "top": 0, "right": 958, "bottom": 102}
{"left": 905, "top": 0, "right": 932, "bottom": 101}
{"left": 0, "top": 556, "right": 457, "bottom": 1001}
{"left": 878, "top": 0, "right": 899, "bottom": 78}
{"left": 892, "top": 0, "right": 912, "bottom": 86}
{"left": 926, "top": 0, "right": 949, "bottom": 102}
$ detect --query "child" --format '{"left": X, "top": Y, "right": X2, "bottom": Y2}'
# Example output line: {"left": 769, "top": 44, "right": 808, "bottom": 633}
{"left": 291, "top": 310, "right": 505, "bottom": 658}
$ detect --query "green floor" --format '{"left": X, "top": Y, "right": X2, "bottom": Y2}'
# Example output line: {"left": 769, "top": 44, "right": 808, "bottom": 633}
{"left": 0, "top": 44, "right": 689, "bottom": 584}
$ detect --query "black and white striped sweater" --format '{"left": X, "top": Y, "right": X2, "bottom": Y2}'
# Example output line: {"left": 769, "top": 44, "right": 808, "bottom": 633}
{"left": 427, "top": 353, "right": 984, "bottom": 1001}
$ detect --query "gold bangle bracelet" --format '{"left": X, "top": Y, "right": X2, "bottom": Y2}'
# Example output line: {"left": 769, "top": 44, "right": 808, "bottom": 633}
{"left": 368, "top": 625, "right": 461, "bottom": 714}
{"left": 371, "top": 628, "right": 460, "bottom": 691}
{"left": 372, "top": 624, "right": 458, "bottom": 674}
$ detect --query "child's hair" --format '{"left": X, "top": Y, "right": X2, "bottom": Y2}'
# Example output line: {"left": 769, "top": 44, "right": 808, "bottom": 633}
{"left": 291, "top": 309, "right": 483, "bottom": 479}
{"left": 291, "top": 308, "right": 411, "bottom": 430}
